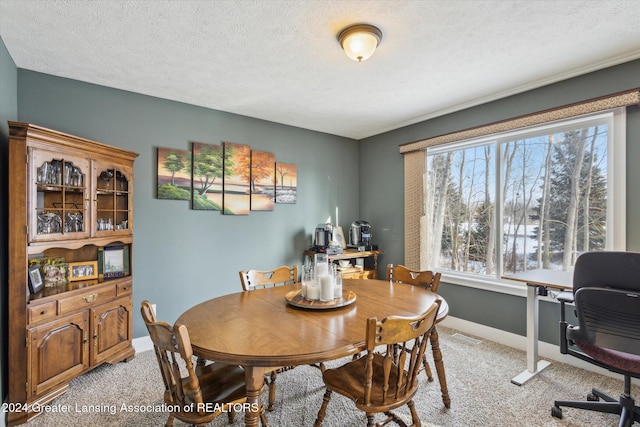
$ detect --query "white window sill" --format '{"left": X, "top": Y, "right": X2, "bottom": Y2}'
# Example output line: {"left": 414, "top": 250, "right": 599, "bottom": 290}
{"left": 438, "top": 271, "right": 566, "bottom": 304}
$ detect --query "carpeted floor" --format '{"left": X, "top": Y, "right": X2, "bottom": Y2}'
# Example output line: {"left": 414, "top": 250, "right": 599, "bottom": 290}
{"left": 23, "top": 326, "right": 639, "bottom": 426}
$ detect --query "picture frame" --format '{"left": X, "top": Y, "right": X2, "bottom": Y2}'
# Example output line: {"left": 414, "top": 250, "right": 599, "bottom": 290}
{"left": 68, "top": 261, "right": 98, "bottom": 281}
{"left": 102, "top": 245, "right": 126, "bottom": 279}
{"left": 28, "top": 265, "right": 44, "bottom": 294}
{"left": 97, "top": 244, "right": 130, "bottom": 279}
{"left": 41, "top": 263, "right": 69, "bottom": 287}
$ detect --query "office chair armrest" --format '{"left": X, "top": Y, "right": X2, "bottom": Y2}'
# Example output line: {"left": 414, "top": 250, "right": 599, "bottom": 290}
{"left": 557, "top": 291, "right": 574, "bottom": 323}
{"left": 557, "top": 291, "right": 574, "bottom": 355}
{"left": 557, "top": 291, "right": 574, "bottom": 304}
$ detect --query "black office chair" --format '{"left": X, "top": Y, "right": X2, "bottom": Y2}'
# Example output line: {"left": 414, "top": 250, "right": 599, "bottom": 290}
{"left": 552, "top": 251, "right": 640, "bottom": 427}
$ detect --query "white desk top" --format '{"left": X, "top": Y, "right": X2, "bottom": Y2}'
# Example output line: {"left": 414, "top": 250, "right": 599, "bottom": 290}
{"left": 502, "top": 269, "right": 573, "bottom": 291}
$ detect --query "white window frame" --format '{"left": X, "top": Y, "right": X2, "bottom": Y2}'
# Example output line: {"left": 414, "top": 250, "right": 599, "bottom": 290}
{"left": 425, "top": 108, "right": 626, "bottom": 296}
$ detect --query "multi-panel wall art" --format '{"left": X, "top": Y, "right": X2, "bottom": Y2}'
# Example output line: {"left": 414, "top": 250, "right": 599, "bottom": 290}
{"left": 157, "top": 141, "right": 296, "bottom": 215}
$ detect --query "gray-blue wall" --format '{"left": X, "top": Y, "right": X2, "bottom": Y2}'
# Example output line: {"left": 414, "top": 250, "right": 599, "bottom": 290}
{"left": 0, "top": 35, "right": 18, "bottom": 413}
{"left": 359, "top": 60, "right": 640, "bottom": 344}
{"left": 11, "top": 69, "right": 361, "bottom": 339}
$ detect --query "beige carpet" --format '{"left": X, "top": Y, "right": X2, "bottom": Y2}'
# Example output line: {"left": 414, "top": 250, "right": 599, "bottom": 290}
{"left": 24, "top": 326, "right": 639, "bottom": 426}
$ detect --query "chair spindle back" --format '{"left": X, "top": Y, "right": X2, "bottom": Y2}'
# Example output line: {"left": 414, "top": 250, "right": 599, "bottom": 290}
{"left": 239, "top": 265, "right": 298, "bottom": 291}
{"left": 363, "top": 299, "right": 441, "bottom": 406}
{"left": 387, "top": 264, "right": 441, "bottom": 292}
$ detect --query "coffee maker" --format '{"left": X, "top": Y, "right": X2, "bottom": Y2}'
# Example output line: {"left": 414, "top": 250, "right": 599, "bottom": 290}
{"left": 348, "top": 220, "right": 372, "bottom": 250}
{"left": 313, "top": 223, "right": 343, "bottom": 254}
{"left": 314, "top": 223, "right": 333, "bottom": 250}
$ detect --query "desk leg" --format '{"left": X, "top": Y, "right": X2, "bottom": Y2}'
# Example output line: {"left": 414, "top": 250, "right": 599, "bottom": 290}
{"left": 511, "top": 284, "right": 550, "bottom": 386}
{"left": 245, "top": 366, "right": 267, "bottom": 427}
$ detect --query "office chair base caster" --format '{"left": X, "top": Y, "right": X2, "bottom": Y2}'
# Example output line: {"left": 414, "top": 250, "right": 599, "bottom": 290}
{"left": 587, "top": 392, "right": 599, "bottom": 401}
{"left": 551, "top": 406, "right": 562, "bottom": 419}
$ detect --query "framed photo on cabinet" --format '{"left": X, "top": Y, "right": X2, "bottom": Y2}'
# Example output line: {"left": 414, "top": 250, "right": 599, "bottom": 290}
{"left": 68, "top": 261, "right": 98, "bottom": 281}
{"left": 101, "top": 245, "right": 126, "bottom": 279}
{"left": 98, "top": 244, "right": 130, "bottom": 279}
{"left": 28, "top": 266, "right": 44, "bottom": 294}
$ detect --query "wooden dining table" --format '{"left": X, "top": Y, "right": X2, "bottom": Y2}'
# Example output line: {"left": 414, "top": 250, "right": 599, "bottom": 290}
{"left": 176, "top": 278, "right": 450, "bottom": 426}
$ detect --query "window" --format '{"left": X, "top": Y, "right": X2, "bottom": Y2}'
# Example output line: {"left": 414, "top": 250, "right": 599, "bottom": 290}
{"left": 423, "top": 109, "right": 625, "bottom": 285}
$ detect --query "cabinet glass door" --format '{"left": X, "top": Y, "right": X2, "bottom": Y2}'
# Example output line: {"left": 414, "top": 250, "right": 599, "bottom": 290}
{"left": 30, "top": 149, "right": 89, "bottom": 242}
{"left": 93, "top": 161, "right": 133, "bottom": 236}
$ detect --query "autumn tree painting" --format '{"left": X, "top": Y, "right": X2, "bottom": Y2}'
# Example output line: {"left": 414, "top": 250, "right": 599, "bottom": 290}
{"left": 250, "top": 151, "right": 275, "bottom": 211}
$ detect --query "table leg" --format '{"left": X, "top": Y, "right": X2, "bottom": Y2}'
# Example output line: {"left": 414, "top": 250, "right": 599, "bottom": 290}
{"left": 430, "top": 326, "right": 450, "bottom": 408}
{"left": 245, "top": 366, "right": 267, "bottom": 427}
{"left": 511, "top": 284, "right": 550, "bottom": 386}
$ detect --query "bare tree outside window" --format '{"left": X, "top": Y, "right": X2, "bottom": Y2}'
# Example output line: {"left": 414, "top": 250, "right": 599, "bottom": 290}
{"left": 424, "top": 113, "right": 614, "bottom": 279}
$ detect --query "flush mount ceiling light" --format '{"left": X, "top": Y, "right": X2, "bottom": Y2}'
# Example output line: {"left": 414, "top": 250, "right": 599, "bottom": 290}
{"left": 338, "top": 24, "right": 383, "bottom": 62}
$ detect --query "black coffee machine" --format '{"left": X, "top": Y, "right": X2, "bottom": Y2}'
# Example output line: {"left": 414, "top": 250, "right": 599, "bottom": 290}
{"left": 348, "top": 220, "right": 373, "bottom": 250}
{"left": 313, "top": 223, "right": 343, "bottom": 254}
{"left": 313, "top": 223, "right": 333, "bottom": 250}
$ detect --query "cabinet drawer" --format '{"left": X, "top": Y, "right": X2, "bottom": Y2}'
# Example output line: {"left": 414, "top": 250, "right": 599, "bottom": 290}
{"left": 27, "top": 301, "right": 57, "bottom": 324}
{"left": 58, "top": 286, "right": 117, "bottom": 314}
{"left": 117, "top": 281, "right": 132, "bottom": 296}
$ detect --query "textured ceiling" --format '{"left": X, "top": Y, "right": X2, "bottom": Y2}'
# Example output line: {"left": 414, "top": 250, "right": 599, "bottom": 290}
{"left": 1, "top": 1, "right": 640, "bottom": 139}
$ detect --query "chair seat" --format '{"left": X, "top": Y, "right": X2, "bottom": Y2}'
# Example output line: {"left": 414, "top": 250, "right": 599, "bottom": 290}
{"left": 322, "top": 354, "right": 415, "bottom": 410}
{"left": 188, "top": 362, "right": 248, "bottom": 406}
{"left": 576, "top": 342, "right": 640, "bottom": 375}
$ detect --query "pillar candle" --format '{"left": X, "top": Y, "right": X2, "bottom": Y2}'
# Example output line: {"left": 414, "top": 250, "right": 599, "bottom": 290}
{"left": 306, "top": 284, "right": 319, "bottom": 301}
{"left": 334, "top": 276, "right": 342, "bottom": 298}
{"left": 319, "top": 274, "right": 334, "bottom": 301}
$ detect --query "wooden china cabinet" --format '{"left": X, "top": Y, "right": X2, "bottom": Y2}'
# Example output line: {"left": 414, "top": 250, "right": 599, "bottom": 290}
{"left": 6, "top": 122, "right": 139, "bottom": 426}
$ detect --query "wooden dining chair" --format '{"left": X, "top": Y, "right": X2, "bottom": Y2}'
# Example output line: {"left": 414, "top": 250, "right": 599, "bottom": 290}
{"left": 239, "top": 264, "right": 299, "bottom": 291}
{"left": 140, "top": 301, "right": 266, "bottom": 427}
{"left": 314, "top": 299, "right": 442, "bottom": 427}
{"left": 387, "top": 264, "right": 450, "bottom": 408}
{"left": 386, "top": 264, "right": 441, "bottom": 292}
{"left": 387, "top": 264, "right": 441, "bottom": 382}
{"left": 238, "top": 264, "right": 299, "bottom": 411}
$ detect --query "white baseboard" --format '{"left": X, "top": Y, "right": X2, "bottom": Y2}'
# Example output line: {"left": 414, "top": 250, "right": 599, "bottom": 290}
{"left": 440, "top": 316, "right": 638, "bottom": 385}
{"left": 132, "top": 335, "right": 153, "bottom": 354}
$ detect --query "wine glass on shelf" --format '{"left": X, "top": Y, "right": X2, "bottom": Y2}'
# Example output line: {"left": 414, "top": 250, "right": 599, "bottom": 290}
{"left": 99, "top": 170, "right": 113, "bottom": 189}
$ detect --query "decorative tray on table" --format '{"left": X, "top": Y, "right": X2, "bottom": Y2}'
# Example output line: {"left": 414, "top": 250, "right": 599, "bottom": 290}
{"left": 285, "top": 289, "right": 357, "bottom": 310}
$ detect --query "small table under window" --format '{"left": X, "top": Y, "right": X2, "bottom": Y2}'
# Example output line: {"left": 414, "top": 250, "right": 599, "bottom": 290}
{"left": 502, "top": 269, "right": 573, "bottom": 386}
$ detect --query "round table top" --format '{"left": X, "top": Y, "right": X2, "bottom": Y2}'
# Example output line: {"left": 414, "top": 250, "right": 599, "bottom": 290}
{"left": 177, "top": 279, "right": 447, "bottom": 367}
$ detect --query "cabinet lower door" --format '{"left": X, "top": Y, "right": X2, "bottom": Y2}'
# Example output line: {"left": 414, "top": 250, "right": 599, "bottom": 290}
{"left": 28, "top": 312, "right": 90, "bottom": 398}
{"left": 92, "top": 297, "right": 133, "bottom": 365}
